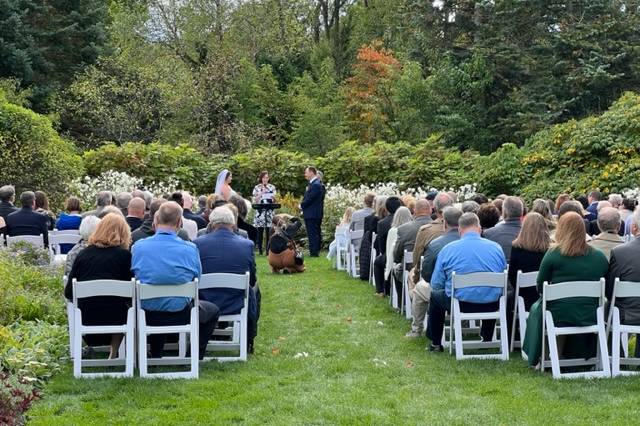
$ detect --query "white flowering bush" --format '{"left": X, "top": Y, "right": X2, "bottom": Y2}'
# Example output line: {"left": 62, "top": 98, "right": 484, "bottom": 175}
{"left": 67, "top": 170, "right": 179, "bottom": 208}
{"left": 321, "top": 182, "right": 478, "bottom": 245}
{"left": 622, "top": 188, "right": 640, "bottom": 201}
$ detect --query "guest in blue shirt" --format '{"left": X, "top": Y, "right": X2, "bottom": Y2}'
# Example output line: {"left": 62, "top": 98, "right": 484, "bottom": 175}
{"left": 194, "top": 206, "right": 260, "bottom": 354}
{"left": 426, "top": 212, "right": 507, "bottom": 352}
{"left": 55, "top": 196, "right": 83, "bottom": 254}
{"left": 132, "top": 201, "right": 219, "bottom": 359}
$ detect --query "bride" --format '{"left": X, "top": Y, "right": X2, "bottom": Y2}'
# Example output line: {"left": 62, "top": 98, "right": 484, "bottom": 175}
{"left": 214, "top": 169, "right": 237, "bottom": 201}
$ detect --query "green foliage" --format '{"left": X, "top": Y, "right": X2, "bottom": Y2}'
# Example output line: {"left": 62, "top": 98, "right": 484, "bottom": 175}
{"left": 0, "top": 96, "right": 83, "bottom": 204}
{"left": 229, "top": 146, "right": 311, "bottom": 196}
{"left": 474, "top": 143, "right": 525, "bottom": 196}
{"left": 83, "top": 142, "right": 223, "bottom": 195}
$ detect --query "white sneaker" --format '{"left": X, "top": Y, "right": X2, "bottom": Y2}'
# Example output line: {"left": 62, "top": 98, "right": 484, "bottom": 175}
{"left": 405, "top": 330, "right": 423, "bottom": 338}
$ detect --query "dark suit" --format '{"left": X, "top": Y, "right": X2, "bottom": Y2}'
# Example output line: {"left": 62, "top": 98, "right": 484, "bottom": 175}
{"left": 607, "top": 238, "right": 640, "bottom": 326}
{"left": 586, "top": 202, "right": 598, "bottom": 222}
{"left": 301, "top": 178, "right": 325, "bottom": 256}
{"left": 5, "top": 206, "right": 49, "bottom": 245}
{"left": 0, "top": 201, "right": 17, "bottom": 234}
{"left": 373, "top": 214, "right": 394, "bottom": 294}
{"left": 194, "top": 228, "right": 260, "bottom": 348}
{"left": 483, "top": 219, "right": 522, "bottom": 262}
{"left": 393, "top": 215, "right": 432, "bottom": 264}
{"left": 184, "top": 208, "right": 207, "bottom": 230}
{"left": 126, "top": 216, "right": 144, "bottom": 232}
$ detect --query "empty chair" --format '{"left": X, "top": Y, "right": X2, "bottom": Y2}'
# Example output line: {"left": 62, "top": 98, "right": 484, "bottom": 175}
{"left": 349, "top": 229, "right": 364, "bottom": 278}
{"left": 72, "top": 278, "right": 136, "bottom": 378}
{"left": 137, "top": 280, "right": 200, "bottom": 379}
{"left": 200, "top": 272, "right": 250, "bottom": 362}
{"left": 6, "top": 234, "right": 45, "bottom": 249}
{"left": 49, "top": 232, "right": 81, "bottom": 265}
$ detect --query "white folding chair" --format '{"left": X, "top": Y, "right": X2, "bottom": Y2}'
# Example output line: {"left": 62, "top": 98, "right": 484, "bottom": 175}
{"left": 199, "top": 272, "right": 250, "bottom": 362}
{"left": 608, "top": 278, "right": 640, "bottom": 376}
{"left": 49, "top": 232, "right": 81, "bottom": 265}
{"left": 449, "top": 271, "right": 509, "bottom": 360}
{"left": 541, "top": 279, "right": 610, "bottom": 379}
{"left": 510, "top": 270, "right": 538, "bottom": 357}
{"left": 137, "top": 280, "right": 199, "bottom": 379}
{"left": 63, "top": 275, "right": 75, "bottom": 359}
{"left": 53, "top": 229, "right": 81, "bottom": 235}
{"left": 6, "top": 234, "right": 45, "bottom": 249}
{"left": 400, "top": 250, "right": 413, "bottom": 319}
{"left": 334, "top": 226, "right": 349, "bottom": 271}
{"left": 72, "top": 278, "right": 136, "bottom": 378}
{"left": 348, "top": 229, "right": 364, "bottom": 278}
{"left": 369, "top": 233, "right": 377, "bottom": 287}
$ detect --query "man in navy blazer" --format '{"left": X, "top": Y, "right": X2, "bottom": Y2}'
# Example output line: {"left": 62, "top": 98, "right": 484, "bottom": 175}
{"left": 300, "top": 166, "right": 325, "bottom": 257}
{"left": 194, "top": 206, "right": 260, "bottom": 353}
{"left": 5, "top": 191, "right": 49, "bottom": 245}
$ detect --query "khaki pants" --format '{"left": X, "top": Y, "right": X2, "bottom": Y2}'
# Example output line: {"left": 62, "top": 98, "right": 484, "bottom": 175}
{"left": 410, "top": 279, "right": 432, "bottom": 332}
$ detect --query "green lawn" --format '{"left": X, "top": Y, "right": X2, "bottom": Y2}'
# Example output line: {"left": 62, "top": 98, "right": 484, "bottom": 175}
{"left": 29, "top": 256, "right": 640, "bottom": 425}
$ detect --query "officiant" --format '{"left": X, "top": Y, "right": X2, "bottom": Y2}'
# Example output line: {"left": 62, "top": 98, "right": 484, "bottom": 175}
{"left": 252, "top": 171, "right": 277, "bottom": 255}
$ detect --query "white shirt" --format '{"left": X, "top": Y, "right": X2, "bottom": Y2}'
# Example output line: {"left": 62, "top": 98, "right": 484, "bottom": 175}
{"left": 182, "top": 218, "right": 198, "bottom": 241}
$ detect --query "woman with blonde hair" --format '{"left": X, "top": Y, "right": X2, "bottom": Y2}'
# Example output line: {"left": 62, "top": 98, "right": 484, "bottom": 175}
{"left": 522, "top": 212, "right": 608, "bottom": 367}
{"left": 65, "top": 213, "right": 134, "bottom": 358}
{"left": 401, "top": 195, "right": 416, "bottom": 216}
{"left": 327, "top": 207, "right": 355, "bottom": 262}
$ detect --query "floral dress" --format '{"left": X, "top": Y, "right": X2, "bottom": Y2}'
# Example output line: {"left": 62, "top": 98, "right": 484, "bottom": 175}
{"left": 252, "top": 183, "right": 277, "bottom": 227}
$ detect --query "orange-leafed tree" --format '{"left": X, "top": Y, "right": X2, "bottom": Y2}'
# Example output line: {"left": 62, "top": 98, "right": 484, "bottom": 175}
{"left": 344, "top": 40, "right": 401, "bottom": 143}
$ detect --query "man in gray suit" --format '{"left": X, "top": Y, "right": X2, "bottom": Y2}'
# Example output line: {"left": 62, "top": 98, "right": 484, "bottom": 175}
{"left": 483, "top": 196, "right": 523, "bottom": 262}
{"left": 607, "top": 207, "right": 640, "bottom": 356}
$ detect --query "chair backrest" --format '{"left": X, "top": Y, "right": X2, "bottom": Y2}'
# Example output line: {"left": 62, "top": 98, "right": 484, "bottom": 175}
{"left": 611, "top": 278, "right": 640, "bottom": 306}
{"left": 50, "top": 233, "right": 82, "bottom": 246}
{"left": 403, "top": 250, "right": 413, "bottom": 265}
{"left": 72, "top": 278, "right": 135, "bottom": 306}
{"left": 516, "top": 271, "right": 538, "bottom": 289}
{"left": 349, "top": 229, "right": 364, "bottom": 241}
{"left": 199, "top": 272, "right": 250, "bottom": 291}
{"left": 136, "top": 280, "right": 198, "bottom": 306}
{"left": 452, "top": 271, "right": 507, "bottom": 290}
{"left": 6, "top": 234, "right": 45, "bottom": 248}
{"left": 53, "top": 229, "right": 81, "bottom": 235}
{"left": 542, "top": 279, "right": 604, "bottom": 303}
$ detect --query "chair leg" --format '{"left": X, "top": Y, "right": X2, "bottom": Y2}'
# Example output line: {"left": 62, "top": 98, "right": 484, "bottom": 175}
{"left": 73, "top": 316, "right": 83, "bottom": 378}
{"left": 499, "top": 297, "right": 509, "bottom": 360}
{"left": 138, "top": 315, "right": 148, "bottom": 378}
{"left": 240, "top": 316, "right": 248, "bottom": 362}
{"left": 190, "top": 309, "right": 199, "bottom": 379}
{"left": 454, "top": 304, "right": 464, "bottom": 360}
{"left": 596, "top": 307, "right": 611, "bottom": 376}
{"left": 545, "top": 313, "right": 561, "bottom": 378}
{"left": 179, "top": 332, "right": 187, "bottom": 358}
{"left": 510, "top": 298, "right": 518, "bottom": 352}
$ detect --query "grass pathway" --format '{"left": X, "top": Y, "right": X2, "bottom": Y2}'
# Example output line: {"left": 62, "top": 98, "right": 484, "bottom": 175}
{"left": 29, "top": 256, "right": 640, "bottom": 425}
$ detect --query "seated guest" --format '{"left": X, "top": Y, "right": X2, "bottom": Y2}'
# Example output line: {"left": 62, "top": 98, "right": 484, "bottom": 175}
{"left": 116, "top": 192, "right": 132, "bottom": 216}
{"left": 405, "top": 206, "right": 462, "bottom": 338}
{"left": 492, "top": 198, "right": 503, "bottom": 218}
{"left": 268, "top": 215, "right": 305, "bottom": 273}
{"left": 327, "top": 207, "right": 354, "bottom": 261}
{"left": 56, "top": 196, "right": 83, "bottom": 254}
{"left": 65, "top": 213, "right": 133, "bottom": 358}
{"left": 522, "top": 212, "right": 609, "bottom": 367}
{"left": 484, "top": 196, "right": 523, "bottom": 262}
{"left": 426, "top": 213, "right": 507, "bottom": 351}
{"left": 84, "top": 191, "right": 113, "bottom": 218}
{"left": 461, "top": 200, "right": 480, "bottom": 214}
{"left": 554, "top": 194, "right": 571, "bottom": 216}
{"left": 358, "top": 196, "right": 387, "bottom": 281}
{"left": 0, "top": 216, "right": 4, "bottom": 231}
{"left": 229, "top": 195, "right": 257, "bottom": 243}
{"left": 585, "top": 190, "right": 602, "bottom": 221}
{"left": 169, "top": 191, "right": 198, "bottom": 240}
{"left": 183, "top": 192, "right": 207, "bottom": 229}
{"left": 385, "top": 206, "right": 413, "bottom": 297}
{"left": 132, "top": 202, "right": 219, "bottom": 359}
{"left": 350, "top": 193, "right": 375, "bottom": 232}
{"left": 410, "top": 193, "right": 453, "bottom": 286}
{"left": 35, "top": 191, "right": 55, "bottom": 230}
{"left": 587, "top": 206, "right": 623, "bottom": 260}
{"left": 478, "top": 203, "right": 500, "bottom": 232}
{"left": 393, "top": 199, "right": 432, "bottom": 265}
{"left": 619, "top": 197, "right": 635, "bottom": 224}
{"left": 0, "top": 185, "right": 18, "bottom": 223}
{"left": 609, "top": 193, "right": 623, "bottom": 210}
{"left": 508, "top": 212, "right": 550, "bottom": 337}
{"left": 472, "top": 193, "right": 489, "bottom": 205}
{"left": 607, "top": 207, "right": 640, "bottom": 357}
{"left": 131, "top": 198, "right": 189, "bottom": 244}
{"left": 6, "top": 191, "right": 49, "bottom": 245}
{"left": 197, "top": 195, "right": 207, "bottom": 215}
{"left": 65, "top": 216, "right": 101, "bottom": 276}
{"left": 374, "top": 196, "right": 403, "bottom": 296}
{"left": 401, "top": 194, "right": 416, "bottom": 215}
{"left": 194, "top": 207, "right": 260, "bottom": 353}
{"left": 531, "top": 198, "right": 556, "bottom": 231}
{"left": 586, "top": 200, "right": 612, "bottom": 235}
{"left": 125, "top": 197, "right": 146, "bottom": 231}
{"left": 201, "top": 194, "right": 220, "bottom": 223}
{"left": 97, "top": 205, "right": 125, "bottom": 219}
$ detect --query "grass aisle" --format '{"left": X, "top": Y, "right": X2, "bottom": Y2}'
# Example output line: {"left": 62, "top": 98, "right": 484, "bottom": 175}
{"left": 30, "top": 256, "right": 640, "bottom": 425}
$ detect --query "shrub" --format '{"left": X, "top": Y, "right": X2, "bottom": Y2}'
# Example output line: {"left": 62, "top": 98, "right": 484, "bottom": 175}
{"left": 0, "top": 94, "right": 83, "bottom": 205}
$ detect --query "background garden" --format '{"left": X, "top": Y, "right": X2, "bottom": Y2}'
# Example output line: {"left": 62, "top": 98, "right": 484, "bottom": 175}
{"left": 3, "top": 1, "right": 640, "bottom": 422}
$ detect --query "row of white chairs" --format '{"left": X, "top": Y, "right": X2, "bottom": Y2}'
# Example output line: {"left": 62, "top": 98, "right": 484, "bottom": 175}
{"left": 333, "top": 227, "right": 364, "bottom": 279}
{"left": 68, "top": 272, "right": 250, "bottom": 379}
{"left": 2, "top": 230, "right": 82, "bottom": 265}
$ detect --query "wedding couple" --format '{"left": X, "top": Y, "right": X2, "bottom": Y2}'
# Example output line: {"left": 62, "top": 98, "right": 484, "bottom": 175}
{"left": 213, "top": 167, "right": 325, "bottom": 257}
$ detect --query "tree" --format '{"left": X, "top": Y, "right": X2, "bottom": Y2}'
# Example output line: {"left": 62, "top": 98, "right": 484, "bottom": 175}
{"left": 0, "top": 0, "right": 110, "bottom": 111}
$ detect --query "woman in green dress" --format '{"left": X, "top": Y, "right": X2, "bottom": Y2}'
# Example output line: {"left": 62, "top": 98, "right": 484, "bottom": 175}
{"left": 522, "top": 211, "right": 609, "bottom": 367}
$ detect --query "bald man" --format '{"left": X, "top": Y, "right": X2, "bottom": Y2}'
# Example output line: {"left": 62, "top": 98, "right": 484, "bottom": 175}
{"left": 126, "top": 197, "right": 146, "bottom": 231}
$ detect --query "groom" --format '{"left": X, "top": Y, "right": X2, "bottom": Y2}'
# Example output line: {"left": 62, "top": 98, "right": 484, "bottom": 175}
{"left": 300, "top": 166, "right": 325, "bottom": 257}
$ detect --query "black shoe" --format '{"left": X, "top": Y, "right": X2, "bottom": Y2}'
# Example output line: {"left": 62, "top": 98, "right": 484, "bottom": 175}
{"left": 248, "top": 342, "right": 254, "bottom": 354}
{"left": 428, "top": 344, "right": 444, "bottom": 352}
